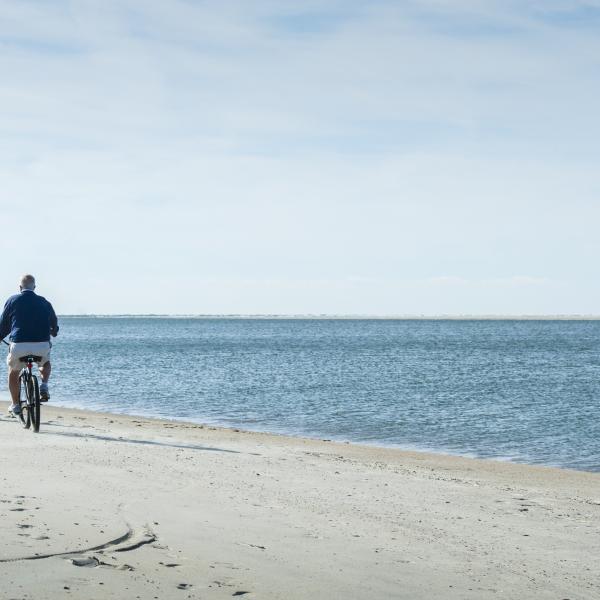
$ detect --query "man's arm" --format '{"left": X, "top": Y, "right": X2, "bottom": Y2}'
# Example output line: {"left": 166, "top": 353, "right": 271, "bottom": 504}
{"left": 0, "top": 299, "right": 11, "bottom": 340}
{"left": 48, "top": 301, "right": 59, "bottom": 337}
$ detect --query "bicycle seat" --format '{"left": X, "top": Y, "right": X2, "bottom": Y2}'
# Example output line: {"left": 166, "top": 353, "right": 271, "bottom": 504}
{"left": 19, "top": 355, "right": 42, "bottom": 363}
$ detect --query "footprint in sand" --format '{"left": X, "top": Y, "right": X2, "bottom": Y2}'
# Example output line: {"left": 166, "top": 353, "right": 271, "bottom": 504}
{"left": 71, "top": 556, "right": 100, "bottom": 568}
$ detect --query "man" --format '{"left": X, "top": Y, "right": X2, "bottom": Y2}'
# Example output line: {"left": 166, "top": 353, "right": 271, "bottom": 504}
{"left": 0, "top": 275, "right": 59, "bottom": 416}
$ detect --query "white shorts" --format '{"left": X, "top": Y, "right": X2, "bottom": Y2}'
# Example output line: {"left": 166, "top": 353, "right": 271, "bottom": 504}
{"left": 7, "top": 342, "right": 52, "bottom": 372}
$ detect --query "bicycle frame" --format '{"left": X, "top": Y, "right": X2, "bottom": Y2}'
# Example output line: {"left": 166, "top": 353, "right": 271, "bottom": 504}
{"left": 20, "top": 357, "right": 35, "bottom": 380}
{"left": 18, "top": 355, "right": 41, "bottom": 432}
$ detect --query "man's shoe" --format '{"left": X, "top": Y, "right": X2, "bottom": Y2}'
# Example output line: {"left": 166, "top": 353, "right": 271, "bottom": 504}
{"left": 8, "top": 403, "right": 22, "bottom": 417}
{"left": 40, "top": 383, "right": 50, "bottom": 401}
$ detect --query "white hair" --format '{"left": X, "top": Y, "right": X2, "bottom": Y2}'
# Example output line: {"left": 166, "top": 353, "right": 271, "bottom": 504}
{"left": 20, "top": 274, "right": 36, "bottom": 290}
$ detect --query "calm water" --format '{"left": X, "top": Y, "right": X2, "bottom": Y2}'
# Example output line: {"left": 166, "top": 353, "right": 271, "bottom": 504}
{"left": 8, "top": 318, "right": 600, "bottom": 472}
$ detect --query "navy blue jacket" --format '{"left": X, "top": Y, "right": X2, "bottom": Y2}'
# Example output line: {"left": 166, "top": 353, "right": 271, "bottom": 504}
{"left": 0, "top": 290, "right": 59, "bottom": 343}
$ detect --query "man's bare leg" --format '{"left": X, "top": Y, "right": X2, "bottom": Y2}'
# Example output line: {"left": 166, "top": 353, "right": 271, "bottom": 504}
{"left": 8, "top": 370, "right": 20, "bottom": 407}
{"left": 39, "top": 361, "right": 51, "bottom": 400}
{"left": 39, "top": 361, "right": 51, "bottom": 383}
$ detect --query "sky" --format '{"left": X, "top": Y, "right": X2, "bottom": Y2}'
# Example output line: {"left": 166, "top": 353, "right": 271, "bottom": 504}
{"left": 1, "top": 0, "right": 599, "bottom": 315}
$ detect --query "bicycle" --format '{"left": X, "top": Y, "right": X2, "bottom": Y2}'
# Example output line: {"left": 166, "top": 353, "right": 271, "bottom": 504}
{"left": 1, "top": 340, "right": 42, "bottom": 433}
{"left": 16, "top": 354, "right": 42, "bottom": 433}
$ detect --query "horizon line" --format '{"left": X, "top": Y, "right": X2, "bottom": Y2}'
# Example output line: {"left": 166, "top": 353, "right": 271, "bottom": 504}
{"left": 57, "top": 313, "right": 600, "bottom": 320}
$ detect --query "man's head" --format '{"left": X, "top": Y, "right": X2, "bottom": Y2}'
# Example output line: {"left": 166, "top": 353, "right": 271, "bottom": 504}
{"left": 19, "top": 274, "right": 36, "bottom": 291}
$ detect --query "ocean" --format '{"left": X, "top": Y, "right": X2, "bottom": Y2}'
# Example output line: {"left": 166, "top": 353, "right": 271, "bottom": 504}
{"left": 6, "top": 317, "right": 600, "bottom": 472}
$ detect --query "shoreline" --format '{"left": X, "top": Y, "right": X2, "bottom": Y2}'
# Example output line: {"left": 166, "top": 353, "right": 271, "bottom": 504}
{"left": 1, "top": 401, "right": 599, "bottom": 598}
{"left": 24, "top": 402, "right": 600, "bottom": 480}
{"left": 2, "top": 393, "right": 595, "bottom": 475}
{"left": 2, "top": 399, "right": 598, "bottom": 490}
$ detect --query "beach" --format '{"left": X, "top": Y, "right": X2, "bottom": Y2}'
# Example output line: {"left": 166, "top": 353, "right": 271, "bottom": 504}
{"left": 0, "top": 401, "right": 598, "bottom": 599}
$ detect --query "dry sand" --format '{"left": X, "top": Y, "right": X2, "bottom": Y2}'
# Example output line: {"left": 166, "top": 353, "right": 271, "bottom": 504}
{"left": 0, "top": 400, "right": 598, "bottom": 600}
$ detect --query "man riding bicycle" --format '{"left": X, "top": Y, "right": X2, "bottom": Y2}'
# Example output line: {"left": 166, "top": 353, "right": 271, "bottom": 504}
{"left": 0, "top": 275, "right": 59, "bottom": 416}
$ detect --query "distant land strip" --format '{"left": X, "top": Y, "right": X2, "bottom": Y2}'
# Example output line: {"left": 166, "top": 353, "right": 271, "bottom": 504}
{"left": 57, "top": 314, "right": 600, "bottom": 320}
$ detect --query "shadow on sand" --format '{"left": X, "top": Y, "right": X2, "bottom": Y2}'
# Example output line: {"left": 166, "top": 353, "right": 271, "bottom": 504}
{"left": 43, "top": 429, "right": 245, "bottom": 453}
{"left": 0, "top": 416, "right": 251, "bottom": 454}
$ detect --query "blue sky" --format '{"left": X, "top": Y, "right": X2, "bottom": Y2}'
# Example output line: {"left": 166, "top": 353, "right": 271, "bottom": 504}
{"left": 1, "top": 0, "right": 599, "bottom": 314}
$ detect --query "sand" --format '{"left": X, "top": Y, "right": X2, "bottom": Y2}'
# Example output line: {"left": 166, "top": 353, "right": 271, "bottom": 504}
{"left": 0, "top": 400, "right": 598, "bottom": 600}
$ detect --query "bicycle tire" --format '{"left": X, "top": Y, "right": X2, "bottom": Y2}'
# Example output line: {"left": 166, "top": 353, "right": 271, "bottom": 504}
{"left": 31, "top": 376, "right": 41, "bottom": 433}
{"left": 19, "top": 373, "right": 31, "bottom": 429}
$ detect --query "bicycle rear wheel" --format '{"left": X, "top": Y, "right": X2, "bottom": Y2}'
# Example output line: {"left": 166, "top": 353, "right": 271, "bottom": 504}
{"left": 19, "top": 373, "right": 31, "bottom": 430}
{"left": 30, "top": 377, "right": 41, "bottom": 433}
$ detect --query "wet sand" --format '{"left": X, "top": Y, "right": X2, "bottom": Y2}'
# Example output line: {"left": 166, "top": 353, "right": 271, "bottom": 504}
{"left": 0, "top": 401, "right": 598, "bottom": 599}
